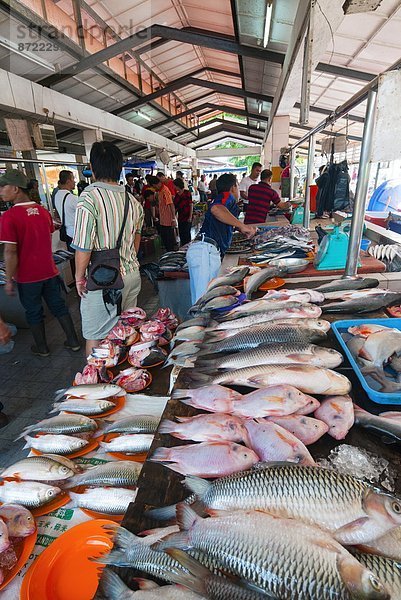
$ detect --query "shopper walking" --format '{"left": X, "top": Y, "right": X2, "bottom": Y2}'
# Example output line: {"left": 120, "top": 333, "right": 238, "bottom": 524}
{"left": 173, "top": 178, "right": 193, "bottom": 246}
{"left": 239, "top": 162, "right": 262, "bottom": 210}
{"left": 54, "top": 170, "right": 78, "bottom": 251}
{"left": 186, "top": 173, "right": 257, "bottom": 303}
{"left": 154, "top": 176, "right": 177, "bottom": 252}
{"left": 244, "top": 169, "right": 290, "bottom": 224}
{"left": 72, "top": 142, "right": 143, "bottom": 356}
{"left": 208, "top": 174, "right": 218, "bottom": 199}
{"left": 0, "top": 170, "right": 80, "bottom": 356}
{"left": 156, "top": 172, "right": 176, "bottom": 197}
{"left": 197, "top": 175, "right": 208, "bottom": 202}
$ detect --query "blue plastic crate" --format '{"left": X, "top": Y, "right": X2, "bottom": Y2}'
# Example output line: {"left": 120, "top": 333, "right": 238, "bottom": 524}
{"left": 331, "top": 318, "right": 401, "bottom": 405}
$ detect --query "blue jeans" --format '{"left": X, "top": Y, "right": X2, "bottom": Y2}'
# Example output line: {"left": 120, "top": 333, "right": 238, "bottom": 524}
{"left": 17, "top": 276, "right": 69, "bottom": 325}
{"left": 186, "top": 240, "right": 221, "bottom": 304}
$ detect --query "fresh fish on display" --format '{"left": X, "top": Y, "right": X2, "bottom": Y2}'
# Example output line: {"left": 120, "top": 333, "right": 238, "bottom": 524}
{"left": 323, "top": 292, "right": 401, "bottom": 313}
{"left": 159, "top": 413, "right": 249, "bottom": 443}
{"left": 112, "top": 367, "right": 152, "bottom": 392}
{"left": 100, "top": 434, "right": 154, "bottom": 455}
{"left": 55, "top": 383, "right": 124, "bottom": 401}
{"left": 23, "top": 434, "right": 88, "bottom": 455}
{"left": 315, "top": 277, "right": 380, "bottom": 293}
{"left": 106, "top": 321, "right": 138, "bottom": 345}
{"left": 205, "top": 318, "right": 331, "bottom": 342}
{"left": 100, "top": 569, "right": 204, "bottom": 600}
{"left": 0, "top": 455, "right": 76, "bottom": 481}
{"left": 189, "top": 364, "right": 352, "bottom": 395}
{"left": 50, "top": 398, "right": 116, "bottom": 415}
{"left": 149, "top": 442, "right": 259, "bottom": 477}
{"left": 196, "top": 344, "right": 343, "bottom": 370}
{"left": 87, "top": 340, "right": 120, "bottom": 368}
{"left": 176, "top": 316, "right": 210, "bottom": 332}
{"left": 74, "top": 364, "right": 99, "bottom": 385}
{"left": 205, "top": 266, "right": 250, "bottom": 292}
{"left": 354, "top": 408, "right": 401, "bottom": 443}
{"left": 0, "top": 480, "right": 61, "bottom": 508}
{"left": 170, "top": 326, "right": 207, "bottom": 344}
{"left": 69, "top": 487, "right": 138, "bottom": 515}
{"left": 173, "top": 385, "right": 315, "bottom": 417}
{"left": 355, "top": 327, "right": 401, "bottom": 368}
{"left": 16, "top": 414, "right": 98, "bottom": 439}
{"left": 210, "top": 305, "right": 323, "bottom": 329}
{"left": 200, "top": 295, "right": 239, "bottom": 312}
{"left": 314, "top": 395, "right": 355, "bottom": 440}
{"left": 128, "top": 341, "right": 167, "bottom": 368}
{"left": 267, "top": 415, "right": 329, "bottom": 445}
{"left": 244, "top": 265, "right": 282, "bottom": 298}
{"left": 102, "top": 415, "right": 160, "bottom": 435}
{"left": 247, "top": 250, "right": 297, "bottom": 263}
{"left": 351, "top": 550, "right": 401, "bottom": 598}
{"left": 216, "top": 299, "right": 313, "bottom": 320}
{"left": 324, "top": 289, "right": 390, "bottom": 301}
{"left": 296, "top": 396, "right": 321, "bottom": 415}
{"left": 65, "top": 460, "right": 142, "bottom": 488}
{"left": 152, "top": 308, "right": 179, "bottom": 331}
{"left": 244, "top": 420, "right": 315, "bottom": 465}
{"left": 0, "top": 505, "right": 35, "bottom": 537}
{"left": 169, "top": 341, "right": 202, "bottom": 357}
{"left": 154, "top": 504, "right": 389, "bottom": 600}
{"left": 262, "top": 288, "right": 325, "bottom": 303}
{"left": 358, "top": 526, "right": 401, "bottom": 563}
{"left": 199, "top": 324, "right": 327, "bottom": 355}
{"left": 349, "top": 324, "right": 392, "bottom": 338}
{"left": 192, "top": 285, "right": 240, "bottom": 309}
{"left": 169, "top": 365, "right": 182, "bottom": 394}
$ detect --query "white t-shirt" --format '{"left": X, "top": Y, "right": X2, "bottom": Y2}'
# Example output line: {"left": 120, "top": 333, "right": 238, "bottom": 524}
{"left": 54, "top": 189, "right": 78, "bottom": 239}
{"left": 198, "top": 180, "right": 206, "bottom": 192}
{"left": 239, "top": 175, "right": 260, "bottom": 202}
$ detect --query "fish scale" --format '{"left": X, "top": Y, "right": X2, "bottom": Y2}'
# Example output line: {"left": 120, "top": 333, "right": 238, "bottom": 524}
{"left": 351, "top": 551, "right": 401, "bottom": 598}
{"left": 65, "top": 460, "right": 142, "bottom": 488}
{"left": 103, "top": 415, "right": 160, "bottom": 435}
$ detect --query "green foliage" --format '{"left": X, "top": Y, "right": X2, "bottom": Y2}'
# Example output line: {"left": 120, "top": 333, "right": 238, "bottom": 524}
{"left": 212, "top": 141, "right": 261, "bottom": 171}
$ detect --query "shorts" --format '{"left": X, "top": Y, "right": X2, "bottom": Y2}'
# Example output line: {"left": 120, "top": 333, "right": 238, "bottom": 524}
{"left": 186, "top": 240, "right": 221, "bottom": 304}
{"left": 81, "top": 269, "right": 141, "bottom": 340}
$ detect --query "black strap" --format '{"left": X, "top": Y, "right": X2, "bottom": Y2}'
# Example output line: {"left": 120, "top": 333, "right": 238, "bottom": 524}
{"left": 95, "top": 188, "right": 130, "bottom": 250}
{"left": 61, "top": 191, "right": 69, "bottom": 224}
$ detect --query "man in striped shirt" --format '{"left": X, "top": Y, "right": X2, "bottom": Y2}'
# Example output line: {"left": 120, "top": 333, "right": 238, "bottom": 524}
{"left": 244, "top": 169, "right": 290, "bottom": 224}
{"left": 154, "top": 177, "right": 177, "bottom": 252}
{"left": 72, "top": 142, "right": 144, "bottom": 355}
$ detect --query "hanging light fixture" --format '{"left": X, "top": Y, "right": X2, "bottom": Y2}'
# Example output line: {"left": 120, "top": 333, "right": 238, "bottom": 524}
{"left": 263, "top": 2, "right": 273, "bottom": 47}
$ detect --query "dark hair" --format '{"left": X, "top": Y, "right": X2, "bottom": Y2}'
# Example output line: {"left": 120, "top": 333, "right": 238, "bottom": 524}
{"left": 176, "top": 171, "right": 184, "bottom": 177}
{"left": 143, "top": 189, "right": 155, "bottom": 200}
{"left": 27, "top": 179, "right": 38, "bottom": 190}
{"left": 125, "top": 172, "right": 134, "bottom": 181}
{"left": 260, "top": 169, "right": 273, "bottom": 180}
{"left": 58, "top": 170, "right": 74, "bottom": 185}
{"left": 251, "top": 162, "right": 262, "bottom": 170}
{"left": 146, "top": 175, "right": 159, "bottom": 186}
{"left": 90, "top": 141, "right": 123, "bottom": 181}
{"left": 77, "top": 180, "right": 88, "bottom": 194}
{"left": 156, "top": 171, "right": 165, "bottom": 179}
{"left": 216, "top": 173, "right": 237, "bottom": 194}
{"left": 173, "top": 178, "right": 184, "bottom": 190}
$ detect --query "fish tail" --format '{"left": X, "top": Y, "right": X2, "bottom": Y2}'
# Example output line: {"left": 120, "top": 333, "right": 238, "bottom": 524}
{"left": 180, "top": 372, "right": 212, "bottom": 386}
{"left": 196, "top": 344, "right": 214, "bottom": 357}
{"left": 68, "top": 491, "right": 79, "bottom": 508}
{"left": 49, "top": 406, "right": 60, "bottom": 414}
{"left": 149, "top": 447, "right": 172, "bottom": 462}
{"left": 145, "top": 503, "right": 178, "bottom": 521}
{"left": 64, "top": 473, "right": 84, "bottom": 489}
{"left": 96, "top": 525, "right": 137, "bottom": 566}
{"left": 151, "top": 530, "right": 190, "bottom": 552}
{"left": 176, "top": 502, "right": 201, "bottom": 531}
{"left": 54, "top": 388, "right": 67, "bottom": 402}
{"left": 158, "top": 420, "right": 177, "bottom": 435}
{"left": 133, "top": 578, "right": 160, "bottom": 590}
{"left": 184, "top": 475, "right": 212, "bottom": 499}
{"left": 22, "top": 435, "right": 33, "bottom": 450}
{"left": 165, "top": 550, "right": 207, "bottom": 595}
{"left": 15, "top": 426, "right": 34, "bottom": 441}
{"left": 99, "top": 569, "right": 133, "bottom": 599}
{"left": 171, "top": 389, "right": 194, "bottom": 400}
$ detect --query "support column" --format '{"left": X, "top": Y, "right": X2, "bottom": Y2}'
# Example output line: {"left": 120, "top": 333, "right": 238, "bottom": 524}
{"left": 303, "top": 134, "right": 315, "bottom": 229}
{"left": 269, "top": 115, "right": 290, "bottom": 192}
{"left": 191, "top": 157, "right": 199, "bottom": 185}
{"left": 21, "top": 150, "right": 48, "bottom": 208}
{"left": 344, "top": 89, "right": 377, "bottom": 278}
{"left": 83, "top": 129, "right": 103, "bottom": 161}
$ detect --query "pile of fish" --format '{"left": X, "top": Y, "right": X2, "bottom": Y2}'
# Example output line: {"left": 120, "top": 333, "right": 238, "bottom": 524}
{"left": 100, "top": 414, "right": 160, "bottom": 458}
{"left": 75, "top": 307, "right": 178, "bottom": 386}
{"left": 345, "top": 323, "right": 401, "bottom": 392}
{"left": 0, "top": 504, "right": 36, "bottom": 584}
{"left": 158, "top": 251, "right": 188, "bottom": 273}
{"left": 98, "top": 462, "right": 401, "bottom": 599}
{"left": 368, "top": 244, "right": 401, "bottom": 272}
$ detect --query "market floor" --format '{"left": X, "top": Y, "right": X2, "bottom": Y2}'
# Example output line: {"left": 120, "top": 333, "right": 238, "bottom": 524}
{"left": 0, "top": 274, "right": 160, "bottom": 468}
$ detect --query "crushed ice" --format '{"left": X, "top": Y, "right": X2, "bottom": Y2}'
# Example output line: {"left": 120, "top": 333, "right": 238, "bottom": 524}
{"left": 318, "top": 444, "right": 396, "bottom": 492}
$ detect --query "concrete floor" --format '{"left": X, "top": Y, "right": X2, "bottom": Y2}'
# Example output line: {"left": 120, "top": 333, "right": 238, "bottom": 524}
{"left": 0, "top": 274, "right": 160, "bottom": 469}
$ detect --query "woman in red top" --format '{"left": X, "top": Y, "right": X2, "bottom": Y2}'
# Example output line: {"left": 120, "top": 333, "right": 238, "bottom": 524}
{"left": 173, "top": 178, "right": 193, "bottom": 246}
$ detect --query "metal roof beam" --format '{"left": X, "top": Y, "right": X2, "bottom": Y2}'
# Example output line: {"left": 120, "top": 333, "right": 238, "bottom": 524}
{"left": 290, "top": 121, "right": 362, "bottom": 142}
{"left": 315, "top": 62, "right": 375, "bottom": 82}
{"left": 114, "top": 78, "right": 273, "bottom": 116}
{"left": 189, "top": 124, "right": 263, "bottom": 142}
{"left": 39, "top": 24, "right": 285, "bottom": 87}
{"left": 175, "top": 118, "right": 265, "bottom": 138}
{"left": 293, "top": 102, "right": 365, "bottom": 124}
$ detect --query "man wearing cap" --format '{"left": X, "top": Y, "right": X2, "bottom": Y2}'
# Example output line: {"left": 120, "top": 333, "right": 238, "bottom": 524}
{"left": 0, "top": 170, "right": 80, "bottom": 356}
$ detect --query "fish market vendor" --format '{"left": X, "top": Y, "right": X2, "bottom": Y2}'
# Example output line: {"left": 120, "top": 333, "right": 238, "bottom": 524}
{"left": 186, "top": 173, "right": 257, "bottom": 303}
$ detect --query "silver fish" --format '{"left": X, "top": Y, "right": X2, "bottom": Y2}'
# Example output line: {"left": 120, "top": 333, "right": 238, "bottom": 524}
{"left": 23, "top": 434, "right": 88, "bottom": 455}
{"left": 358, "top": 526, "right": 401, "bottom": 562}
{"left": 206, "top": 317, "right": 331, "bottom": 339}
{"left": 55, "top": 383, "right": 124, "bottom": 401}
{"left": 206, "top": 267, "right": 250, "bottom": 292}
{"left": 186, "top": 364, "right": 351, "bottom": 395}
{"left": 195, "top": 285, "right": 240, "bottom": 307}
{"left": 65, "top": 460, "right": 142, "bottom": 488}
{"left": 1, "top": 455, "right": 76, "bottom": 481}
{"left": 199, "top": 323, "right": 326, "bottom": 355}
{"left": 69, "top": 487, "right": 138, "bottom": 514}
{"left": 100, "top": 569, "right": 203, "bottom": 600}
{"left": 154, "top": 505, "right": 389, "bottom": 600}
{"left": 16, "top": 414, "right": 98, "bottom": 440}
{"left": 0, "top": 480, "right": 61, "bottom": 507}
{"left": 196, "top": 344, "right": 343, "bottom": 370}
{"left": 170, "top": 326, "right": 207, "bottom": 344}
{"left": 218, "top": 300, "right": 313, "bottom": 321}
{"left": 210, "top": 306, "right": 323, "bottom": 329}
{"left": 354, "top": 409, "right": 401, "bottom": 443}
{"left": 50, "top": 398, "right": 116, "bottom": 415}
{"left": 102, "top": 415, "right": 160, "bottom": 435}
{"left": 244, "top": 266, "right": 282, "bottom": 299}
{"left": 176, "top": 316, "right": 210, "bottom": 332}
{"left": 351, "top": 550, "right": 401, "bottom": 599}
{"left": 100, "top": 434, "right": 154, "bottom": 454}
{"left": 200, "top": 295, "right": 238, "bottom": 312}
{"left": 315, "top": 278, "right": 379, "bottom": 293}
{"left": 323, "top": 292, "right": 401, "bottom": 314}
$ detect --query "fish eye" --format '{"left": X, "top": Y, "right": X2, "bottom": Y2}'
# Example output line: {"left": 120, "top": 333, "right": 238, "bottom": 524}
{"left": 392, "top": 501, "right": 401, "bottom": 514}
{"left": 369, "top": 574, "right": 382, "bottom": 591}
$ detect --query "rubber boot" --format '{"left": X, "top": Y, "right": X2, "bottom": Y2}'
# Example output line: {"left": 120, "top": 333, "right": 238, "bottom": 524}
{"left": 57, "top": 314, "right": 81, "bottom": 351}
{"left": 30, "top": 323, "right": 50, "bottom": 357}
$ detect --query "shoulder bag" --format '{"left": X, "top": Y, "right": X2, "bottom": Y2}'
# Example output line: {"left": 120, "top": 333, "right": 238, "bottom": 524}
{"left": 86, "top": 190, "right": 130, "bottom": 291}
{"left": 59, "top": 191, "right": 70, "bottom": 242}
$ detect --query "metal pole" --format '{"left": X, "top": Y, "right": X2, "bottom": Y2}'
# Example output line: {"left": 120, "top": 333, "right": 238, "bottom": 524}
{"left": 303, "top": 133, "right": 315, "bottom": 228}
{"left": 289, "top": 149, "right": 296, "bottom": 200}
{"left": 344, "top": 89, "right": 377, "bottom": 278}
{"left": 41, "top": 162, "right": 52, "bottom": 215}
